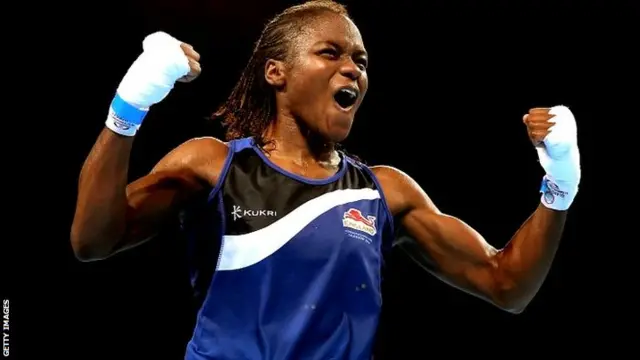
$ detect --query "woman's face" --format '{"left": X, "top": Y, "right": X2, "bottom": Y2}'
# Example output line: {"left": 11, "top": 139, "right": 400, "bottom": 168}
{"left": 268, "top": 12, "right": 369, "bottom": 142}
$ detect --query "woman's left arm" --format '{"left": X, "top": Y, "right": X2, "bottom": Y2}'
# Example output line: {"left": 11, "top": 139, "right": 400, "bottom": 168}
{"left": 373, "top": 106, "right": 581, "bottom": 313}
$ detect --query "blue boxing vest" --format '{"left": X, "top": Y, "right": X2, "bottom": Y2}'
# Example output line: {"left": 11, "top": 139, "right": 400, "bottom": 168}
{"left": 181, "top": 137, "right": 394, "bottom": 360}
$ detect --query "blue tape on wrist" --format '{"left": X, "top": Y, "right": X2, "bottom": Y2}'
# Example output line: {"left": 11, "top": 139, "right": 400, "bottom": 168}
{"left": 109, "top": 93, "right": 148, "bottom": 126}
{"left": 539, "top": 177, "right": 548, "bottom": 193}
{"left": 539, "top": 177, "right": 553, "bottom": 204}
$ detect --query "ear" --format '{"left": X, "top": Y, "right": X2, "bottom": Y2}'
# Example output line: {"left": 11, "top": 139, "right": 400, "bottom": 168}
{"left": 264, "top": 59, "right": 286, "bottom": 88}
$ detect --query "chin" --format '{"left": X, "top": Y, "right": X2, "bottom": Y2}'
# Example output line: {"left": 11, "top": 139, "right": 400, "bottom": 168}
{"left": 328, "top": 133, "right": 349, "bottom": 143}
{"left": 326, "top": 126, "right": 352, "bottom": 143}
{"left": 322, "top": 110, "right": 355, "bottom": 142}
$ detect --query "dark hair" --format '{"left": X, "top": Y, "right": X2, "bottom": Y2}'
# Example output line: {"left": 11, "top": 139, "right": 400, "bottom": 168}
{"left": 212, "top": 0, "right": 349, "bottom": 147}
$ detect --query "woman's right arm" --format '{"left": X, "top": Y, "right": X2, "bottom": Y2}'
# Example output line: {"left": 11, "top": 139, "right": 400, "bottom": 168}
{"left": 71, "top": 32, "right": 209, "bottom": 261}
{"left": 70, "top": 129, "right": 227, "bottom": 261}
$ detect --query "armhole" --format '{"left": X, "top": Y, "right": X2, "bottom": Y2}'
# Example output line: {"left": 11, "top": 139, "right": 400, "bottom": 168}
{"left": 185, "top": 140, "right": 235, "bottom": 308}
{"left": 361, "top": 165, "right": 396, "bottom": 252}
{"left": 207, "top": 140, "right": 236, "bottom": 203}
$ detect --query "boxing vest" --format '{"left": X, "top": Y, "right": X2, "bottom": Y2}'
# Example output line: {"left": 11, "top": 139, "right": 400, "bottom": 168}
{"left": 182, "top": 137, "right": 394, "bottom": 360}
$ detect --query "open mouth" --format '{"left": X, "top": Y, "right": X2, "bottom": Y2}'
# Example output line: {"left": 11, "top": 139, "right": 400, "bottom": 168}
{"left": 333, "top": 87, "right": 359, "bottom": 110}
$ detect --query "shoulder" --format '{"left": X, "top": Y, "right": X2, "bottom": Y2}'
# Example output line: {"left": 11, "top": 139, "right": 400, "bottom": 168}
{"left": 151, "top": 136, "right": 230, "bottom": 187}
{"left": 370, "top": 165, "right": 410, "bottom": 183}
{"left": 370, "top": 165, "right": 419, "bottom": 195}
{"left": 369, "top": 165, "right": 437, "bottom": 216}
{"left": 177, "top": 136, "right": 229, "bottom": 160}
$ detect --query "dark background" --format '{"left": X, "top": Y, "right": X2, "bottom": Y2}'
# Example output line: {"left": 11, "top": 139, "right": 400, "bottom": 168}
{"left": 8, "top": 0, "right": 636, "bottom": 359}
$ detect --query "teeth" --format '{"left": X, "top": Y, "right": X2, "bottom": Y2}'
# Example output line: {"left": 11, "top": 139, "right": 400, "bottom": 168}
{"left": 341, "top": 88, "right": 357, "bottom": 98}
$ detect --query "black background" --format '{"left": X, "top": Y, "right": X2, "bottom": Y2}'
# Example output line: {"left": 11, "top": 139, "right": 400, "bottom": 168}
{"left": 6, "top": 0, "right": 636, "bottom": 359}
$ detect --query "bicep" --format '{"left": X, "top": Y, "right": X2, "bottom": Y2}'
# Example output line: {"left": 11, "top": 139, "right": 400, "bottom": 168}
{"left": 373, "top": 165, "right": 499, "bottom": 298}
{"left": 400, "top": 207, "right": 499, "bottom": 296}
{"left": 124, "top": 170, "right": 203, "bottom": 237}
{"left": 117, "top": 139, "right": 221, "bottom": 248}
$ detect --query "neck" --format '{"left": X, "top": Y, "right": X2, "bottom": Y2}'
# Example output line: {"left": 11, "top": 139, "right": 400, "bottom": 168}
{"left": 262, "top": 113, "right": 338, "bottom": 168}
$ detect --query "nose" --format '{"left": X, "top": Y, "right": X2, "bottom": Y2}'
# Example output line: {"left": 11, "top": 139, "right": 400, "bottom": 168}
{"left": 339, "top": 58, "right": 363, "bottom": 81}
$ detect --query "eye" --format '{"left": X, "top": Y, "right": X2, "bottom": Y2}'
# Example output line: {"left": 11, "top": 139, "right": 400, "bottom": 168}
{"left": 355, "top": 57, "right": 368, "bottom": 70}
{"left": 318, "top": 48, "right": 339, "bottom": 59}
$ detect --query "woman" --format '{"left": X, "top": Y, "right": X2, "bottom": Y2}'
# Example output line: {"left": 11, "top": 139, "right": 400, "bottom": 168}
{"left": 70, "top": 1, "right": 581, "bottom": 359}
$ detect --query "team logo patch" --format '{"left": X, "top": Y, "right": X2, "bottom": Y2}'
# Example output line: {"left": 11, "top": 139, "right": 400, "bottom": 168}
{"left": 541, "top": 178, "right": 567, "bottom": 205}
{"left": 109, "top": 110, "right": 133, "bottom": 130}
{"left": 343, "top": 208, "right": 377, "bottom": 236}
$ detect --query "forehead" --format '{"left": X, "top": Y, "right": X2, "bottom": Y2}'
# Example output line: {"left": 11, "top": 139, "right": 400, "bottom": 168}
{"left": 297, "top": 13, "right": 365, "bottom": 51}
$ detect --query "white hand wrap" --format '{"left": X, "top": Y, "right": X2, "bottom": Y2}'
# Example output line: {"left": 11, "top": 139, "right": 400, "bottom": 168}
{"left": 536, "top": 105, "right": 581, "bottom": 211}
{"left": 105, "top": 32, "right": 191, "bottom": 136}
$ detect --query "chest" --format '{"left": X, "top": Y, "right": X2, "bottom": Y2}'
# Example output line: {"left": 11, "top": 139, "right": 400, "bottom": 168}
{"left": 221, "top": 184, "right": 384, "bottom": 262}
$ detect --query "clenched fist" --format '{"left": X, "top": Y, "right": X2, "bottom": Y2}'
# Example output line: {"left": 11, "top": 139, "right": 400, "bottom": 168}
{"left": 108, "top": 32, "right": 203, "bottom": 137}
{"left": 524, "top": 105, "right": 580, "bottom": 210}
{"left": 523, "top": 107, "right": 555, "bottom": 146}
{"left": 178, "top": 42, "right": 201, "bottom": 83}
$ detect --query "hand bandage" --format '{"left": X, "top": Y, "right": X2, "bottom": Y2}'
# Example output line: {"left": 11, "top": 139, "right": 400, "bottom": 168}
{"left": 105, "top": 32, "right": 191, "bottom": 136}
{"left": 536, "top": 105, "right": 581, "bottom": 211}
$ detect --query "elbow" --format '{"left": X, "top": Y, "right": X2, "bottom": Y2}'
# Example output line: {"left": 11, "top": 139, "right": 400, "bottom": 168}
{"left": 490, "top": 277, "right": 530, "bottom": 315}
{"left": 501, "top": 301, "right": 527, "bottom": 315}
{"left": 491, "top": 292, "right": 529, "bottom": 314}
{"left": 70, "top": 237, "right": 107, "bottom": 262}
{"left": 70, "top": 227, "right": 113, "bottom": 262}
{"left": 72, "top": 245, "right": 106, "bottom": 262}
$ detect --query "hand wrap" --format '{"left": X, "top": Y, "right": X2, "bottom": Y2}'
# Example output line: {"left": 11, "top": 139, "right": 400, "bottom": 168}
{"left": 536, "top": 105, "right": 581, "bottom": 211}
{"left": 105, "top": 32, "right": 191, "bottom": 136}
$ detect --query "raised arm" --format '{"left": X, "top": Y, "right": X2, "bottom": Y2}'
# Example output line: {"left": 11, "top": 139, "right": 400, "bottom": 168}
{"left": 374, "top": 106, "right": 581, "bottom": 313}
{"left": 376, "top": 165, "right": 568, "bottom": 313}
{"left": 70, "top": 32, "right": 217, "bottom": 261}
